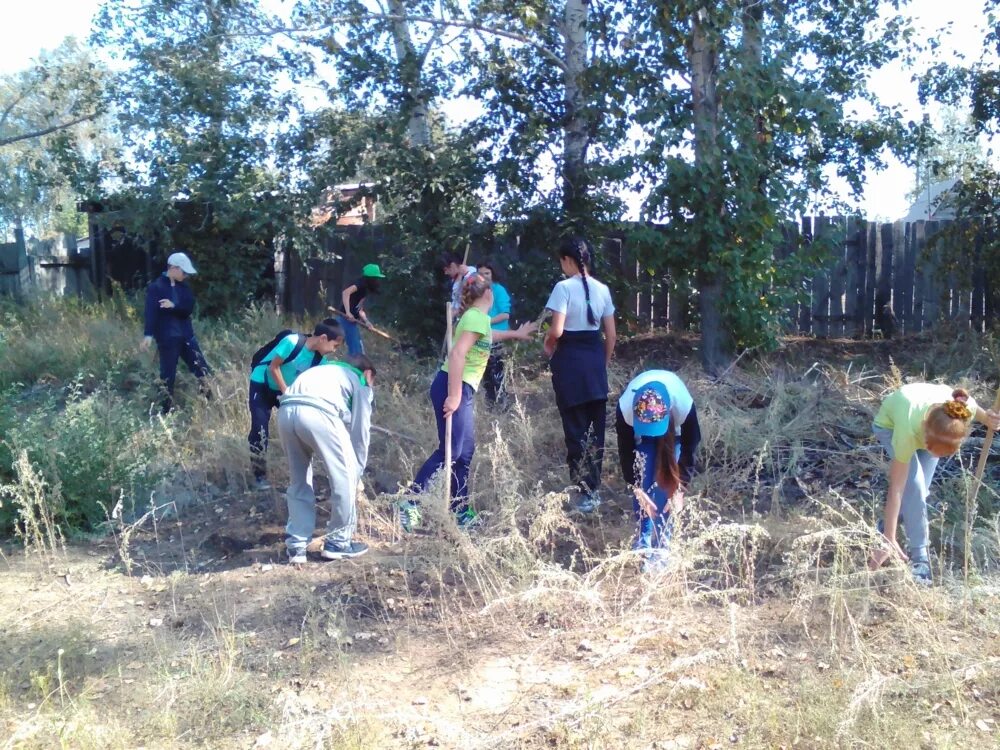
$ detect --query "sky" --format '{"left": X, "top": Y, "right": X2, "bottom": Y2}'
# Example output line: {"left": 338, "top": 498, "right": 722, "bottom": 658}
{"left": 1, "top": 0, "right": 994, "bottom": 221}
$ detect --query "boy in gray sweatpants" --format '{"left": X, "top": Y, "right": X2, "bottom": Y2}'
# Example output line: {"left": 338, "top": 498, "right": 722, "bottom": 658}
{"left": 277, "top": 355, "right": 375, "bottom": 563}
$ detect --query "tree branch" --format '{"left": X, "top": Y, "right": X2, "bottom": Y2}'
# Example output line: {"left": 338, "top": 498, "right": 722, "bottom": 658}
{"left": 0, "top": 87, "right": 31, "bottom": 133}
{"left": 0, "top": 113, "right": 97, "bottom": 148}
{"left": 235, "top": 13, "right": 568, "bottom": 72}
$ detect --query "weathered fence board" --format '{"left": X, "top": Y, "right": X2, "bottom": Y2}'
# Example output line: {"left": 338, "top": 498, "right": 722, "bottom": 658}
{"left": 912, "top": 221, "right": 926, "bottom": 332}
{"left": 864, "top": 222, "right": 878, "bottom": 337}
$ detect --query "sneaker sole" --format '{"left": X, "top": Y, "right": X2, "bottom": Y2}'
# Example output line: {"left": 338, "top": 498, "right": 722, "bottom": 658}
{"left": 288, "top": 553, "right": 307, "bottom": 564}
{"left": 320, "top": 547, "right": 369, "bottom": 560}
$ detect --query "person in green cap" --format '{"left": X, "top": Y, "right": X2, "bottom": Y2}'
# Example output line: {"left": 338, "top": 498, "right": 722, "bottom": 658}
{"left": 339, "top": 263, "right": 386, "bottom": 356}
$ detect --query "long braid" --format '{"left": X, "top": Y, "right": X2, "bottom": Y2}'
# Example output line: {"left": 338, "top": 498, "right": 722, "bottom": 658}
{"left": 562, "top": 237, "right": 597, "bottom": 326}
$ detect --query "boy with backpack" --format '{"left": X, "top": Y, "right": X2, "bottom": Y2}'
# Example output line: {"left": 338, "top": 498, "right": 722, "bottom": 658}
{"left": 248, "top": 321, "right": 344, "bottom": 489}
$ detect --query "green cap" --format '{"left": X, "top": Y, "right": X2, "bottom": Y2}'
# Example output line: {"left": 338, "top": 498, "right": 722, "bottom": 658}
{"left": 362, "top": 263, "right": 386, "bottom": 278}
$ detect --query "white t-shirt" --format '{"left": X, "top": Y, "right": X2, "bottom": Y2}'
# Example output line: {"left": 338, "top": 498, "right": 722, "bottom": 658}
{"left": 450, "top": 266, "right": 478, "bottom": 311}
{"left": 618, "top": 370, "right": 693, "bottom": 435}
{"left": 545, "top": 274, "right": 615, "bottom": 330}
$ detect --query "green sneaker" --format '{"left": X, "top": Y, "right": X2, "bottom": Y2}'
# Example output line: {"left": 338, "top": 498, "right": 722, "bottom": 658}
{"left": 455, "top": 507, "right": 482, "bottom": 530}
{"left": 398, "top": 501, "right": 422, "bottom": 532}
{"left": 910, "top": 559, "right": 933, "bottom": 586}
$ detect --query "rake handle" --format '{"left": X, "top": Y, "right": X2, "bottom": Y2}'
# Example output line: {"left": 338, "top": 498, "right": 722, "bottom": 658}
{"left": 971, "top": 391, "right": 1000, "bottom": 487}
{"left": 444, "top": 303, "right": 454, "bottom": 511}
{"left": 326, "top": 307, "right": 394, "bottom": 340}
{"left": 965, "top": 389, "right": 1000, "bottom": 582}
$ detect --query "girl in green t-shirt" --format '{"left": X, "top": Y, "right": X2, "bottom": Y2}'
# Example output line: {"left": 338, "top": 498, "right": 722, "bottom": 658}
{"left": 871, "top": 383, "right": 1000, "bottom": 583}
{"left": 406, "top": 274, "right": 536, "bottom": 528}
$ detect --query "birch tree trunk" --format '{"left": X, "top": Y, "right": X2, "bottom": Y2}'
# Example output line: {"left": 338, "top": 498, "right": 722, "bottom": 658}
{"left": 387, "top": 0, "right": 432, "bottom": 148}
{"left": 562, "top": 0, "right": 590, "bottom": 226}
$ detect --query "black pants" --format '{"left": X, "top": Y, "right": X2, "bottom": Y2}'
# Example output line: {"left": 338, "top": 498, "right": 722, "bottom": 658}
{"left": 157, "top": 336, "right": 211, "bottom": 413}
{"left": 482, "top": 344, "right": 508, "bottom": 409}
{"left": 615, "top": 402, "right": 701, "bottom": 486}
{"left": 248, "top": 381, "right": 281, "bottom": 481}
{"left": 559, "top": 399, "right": 607, "bottom": 494}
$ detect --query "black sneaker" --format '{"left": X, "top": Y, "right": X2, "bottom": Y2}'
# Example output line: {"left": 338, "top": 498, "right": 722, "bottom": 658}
{"left": 287, "top": 547, "right": 307, "bottom": 564}
{"left": 320, "top": 541, "right": 369, "bottom": 560}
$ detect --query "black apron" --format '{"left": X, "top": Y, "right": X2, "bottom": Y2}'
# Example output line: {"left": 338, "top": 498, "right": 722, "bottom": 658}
{"left": 550, "top": 330, "right": 608, "bottom": 411}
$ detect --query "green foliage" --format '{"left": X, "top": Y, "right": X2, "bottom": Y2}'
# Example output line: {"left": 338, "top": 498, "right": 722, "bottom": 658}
{"left": 0, "top": 296, "right": 168, "bottom": 534}
{"left": 917, "top": 3, "right": 1000, "bottom": 300}
{"left": 92, "top": 0, "right": 309, "bottom": 312}
{"left": 462, "top": 0, "right": 627, "bottom": 232}
{"left": 908, "top": 108, "right": 987, "bottom": 203}
{"left": 0, "top": 38, "right": 110, "bottom": 241}
{"left": 923, "top": 164, "right": 1000, "bottom": 299}
{"left": 0, "top": 377, "right": 165, "bottom": 532}
{"left": 613, "top": 0, "right": 915, "bottom": 365}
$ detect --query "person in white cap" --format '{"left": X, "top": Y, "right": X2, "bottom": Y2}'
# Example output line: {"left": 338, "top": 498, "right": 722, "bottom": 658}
{"left": 140, "top": 251, "right": 211, "bottom": 413}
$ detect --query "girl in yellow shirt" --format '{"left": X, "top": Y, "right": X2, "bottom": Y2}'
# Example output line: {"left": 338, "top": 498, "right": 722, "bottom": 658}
{"left": 871, "top": 383, "right": 1000, "bottom": 583}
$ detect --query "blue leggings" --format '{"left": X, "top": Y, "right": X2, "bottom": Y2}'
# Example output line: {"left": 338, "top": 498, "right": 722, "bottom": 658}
{"left": 631, "top": 438, "right": 681, "bottom": 550}
{"left": 413, "top": 370, "right": 476, "bottom": 512}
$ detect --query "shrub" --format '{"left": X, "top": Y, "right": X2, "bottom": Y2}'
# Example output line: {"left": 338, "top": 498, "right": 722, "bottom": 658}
{"left": 0, "top": 377, "right": 165, "bottom": 533}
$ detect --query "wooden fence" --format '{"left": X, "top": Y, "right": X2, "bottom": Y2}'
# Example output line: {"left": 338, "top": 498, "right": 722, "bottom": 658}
{"left": 608, "top": 217, "right": 996, "bottom": 337}
{"left": 21, "top": 209, "right": 990, "bottom": 340}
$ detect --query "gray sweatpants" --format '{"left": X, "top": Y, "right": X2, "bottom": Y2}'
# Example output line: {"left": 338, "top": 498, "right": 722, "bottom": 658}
{"left": 278, "top": 404, "right": 359, "bottom": 551}
{"left": 872, "top": 425, "right": 938, "bottom": 559}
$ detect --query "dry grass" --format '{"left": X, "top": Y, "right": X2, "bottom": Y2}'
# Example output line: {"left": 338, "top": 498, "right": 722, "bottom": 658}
{"left": 1, "top": 304, "right": 1000, "bottom": 748}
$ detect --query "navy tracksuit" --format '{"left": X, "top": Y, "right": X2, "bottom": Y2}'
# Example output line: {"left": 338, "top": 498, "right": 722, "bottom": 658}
{"left": 550, "top": 330, "right": 608, "bottom": 494}
{"left": 143, "top": 273, "right": 210, "bottom": 413}
{"left": 413, "top": 370, "right": 476, "bottom": 513}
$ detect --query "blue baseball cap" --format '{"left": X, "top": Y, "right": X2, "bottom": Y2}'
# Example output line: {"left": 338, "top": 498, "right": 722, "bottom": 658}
{"left": 632, "top": 382, "right": 672, "bottom": 438}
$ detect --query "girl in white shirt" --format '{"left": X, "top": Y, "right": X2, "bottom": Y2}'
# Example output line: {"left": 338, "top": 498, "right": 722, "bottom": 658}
{"left": 543, "top": 237, "right": 617, "bottom": 513}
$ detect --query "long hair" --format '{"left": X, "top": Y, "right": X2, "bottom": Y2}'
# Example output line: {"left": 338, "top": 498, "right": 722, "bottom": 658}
{"left": 559, "top": 236, "right": 597, "bottom": 326}
{"left": 924, "top": 387, "right": 975, "bottom": 451}
{"left": 655, "top": 415, "right": 681, "bottom": 497}
{"left": 458, "top": 273, "right": 491, "bottom": 318}
{"left": 480, "top": 260, "right": 502, "bottom": 283}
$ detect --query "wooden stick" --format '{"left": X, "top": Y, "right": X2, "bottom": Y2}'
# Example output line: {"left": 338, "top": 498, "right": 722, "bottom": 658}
{"left": 326, "top": 307, "right": 395, "bottom": 340}
{"left": 444, "top": 303, "right": 454, "bottom": 511}
{"left": 371, "top": 424, "right": 419, "bottom": 444}
{"left": 965, "top": 389, "right": 1000, "bottom": 583}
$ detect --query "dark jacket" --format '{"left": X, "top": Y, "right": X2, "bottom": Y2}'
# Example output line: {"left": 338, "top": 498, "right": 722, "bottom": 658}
{"left": 144, "top": 273, "right": 196, "bottom": 342}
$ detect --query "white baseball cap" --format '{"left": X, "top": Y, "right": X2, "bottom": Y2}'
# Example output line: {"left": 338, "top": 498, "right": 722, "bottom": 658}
{"left": 167, "top": 252, "right": 197, "bottom": 275}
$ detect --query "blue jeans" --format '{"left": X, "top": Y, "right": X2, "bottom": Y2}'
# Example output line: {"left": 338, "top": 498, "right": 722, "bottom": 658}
{"left": 873, "top": 425, "right": 937, "bottom": 560}
{"left": 632, "top": 438, "right": 681, "bottom": 551}
{"left": 157, "top": 335, "right": 210, "bottom": 413}
{"left": 248, "top": 380, "right": 281, "bottom": 481}
{"left": 341, "top": 318, "right": 365, "bottom": 356}
{"left": 413, "top": 370, "right": 476, "bottom": 513}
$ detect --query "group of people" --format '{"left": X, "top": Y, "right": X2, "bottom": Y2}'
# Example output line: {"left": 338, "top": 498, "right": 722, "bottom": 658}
{"left": 142, "top": 244, "right": 1000, "bottom": 583}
